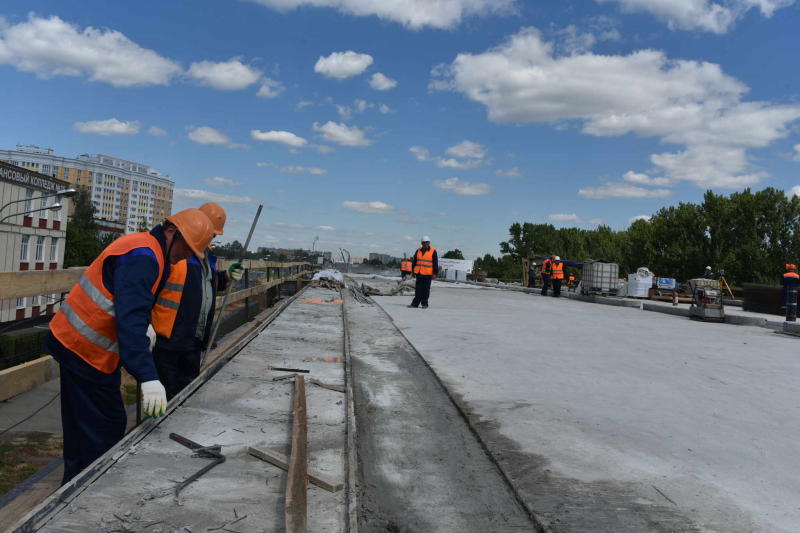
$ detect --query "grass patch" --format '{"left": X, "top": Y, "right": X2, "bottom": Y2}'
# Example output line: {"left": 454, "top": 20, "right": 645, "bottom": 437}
{"left": 0, "top": 433, "right": 62, "bottom": 497}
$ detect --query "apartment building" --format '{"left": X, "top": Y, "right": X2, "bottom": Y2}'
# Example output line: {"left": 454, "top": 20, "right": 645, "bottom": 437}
{"left": 0, "top": 145, "right": 174, "bottom": 233}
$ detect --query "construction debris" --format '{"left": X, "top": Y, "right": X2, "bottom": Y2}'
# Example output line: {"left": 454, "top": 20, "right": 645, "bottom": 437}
{"left": 169, "top": 433, "right": 226, "bottom": 497}
{"left": 247, "top": 446, "right": 343, "bottom": 492}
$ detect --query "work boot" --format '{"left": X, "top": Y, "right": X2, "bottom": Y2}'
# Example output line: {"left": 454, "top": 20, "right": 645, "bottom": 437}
{"left": 407, "top": 304, "right": 418, "bottom": 308}
{"left": 421, "top": 304, "right": 428, "bottom": 309}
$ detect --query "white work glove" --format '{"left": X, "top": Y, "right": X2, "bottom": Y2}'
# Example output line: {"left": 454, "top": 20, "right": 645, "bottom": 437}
{"left": 141, "top": 380, "right": 167, "bottom": 418}
{"left": 228, "top": 262, "right": 244, "bottom": 281}
{"left": 146, "top": 324, "right": 156, "bottom": 352}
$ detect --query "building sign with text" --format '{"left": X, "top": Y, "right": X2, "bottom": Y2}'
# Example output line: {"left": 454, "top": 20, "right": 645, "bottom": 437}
{"left": 0, "top": 161, "right": 66, "bottom": 193}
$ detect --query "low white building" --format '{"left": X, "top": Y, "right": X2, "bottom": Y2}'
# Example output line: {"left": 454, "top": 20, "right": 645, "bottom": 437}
{"left": 0, "top": 162, "right": 71, "bottom": 323}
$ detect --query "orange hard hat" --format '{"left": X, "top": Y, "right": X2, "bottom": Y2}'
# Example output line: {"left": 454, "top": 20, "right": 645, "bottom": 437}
{"left": 788, "top": 263, "right": 798, "bottom": 271}
{"left": 166, "top": 208, "right": 215, "bottom": 259}
{"left": 199, "top": 202, "right": 226, "bottom": 235}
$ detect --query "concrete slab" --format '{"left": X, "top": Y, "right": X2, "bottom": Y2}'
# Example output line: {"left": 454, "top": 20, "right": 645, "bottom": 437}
{"left": 34, "top": 287, "right": 347, "bottom": 533}
{"left": 374, "top": 286, "right": 800, "bottom": 532}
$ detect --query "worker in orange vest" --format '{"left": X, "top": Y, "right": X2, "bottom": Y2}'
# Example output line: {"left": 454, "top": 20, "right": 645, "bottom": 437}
{"left": 151, "top": 202, "right": 243, "bottom": 400}
{"left": 408, "top": 236, "right": 438, "bottom": 308}
{"left": 541, "top": 255, "right": 554, "bottom": 296}
{"left": 45, "top": 209, "right": 215, "bottom": 483}
{"left": 551, "top": 256, "right": 565, "bottom": 297}
{"left": 400, "top": 257, "right": 413, "bottom": 280}
{"left": 783, "top": 263, "right": 799, "bottom": 321}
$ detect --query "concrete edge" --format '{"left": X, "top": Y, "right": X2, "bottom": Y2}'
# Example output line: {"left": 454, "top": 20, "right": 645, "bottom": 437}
{"left": 340, "top": 288, "right": 360, "bottom": 533}
{"left": 369, "top": 298, "right": 551, "bottom": 533}
{"left": 642, "top": 302, "right": 691, "bottom": 317}
{"left": 0, "top": 356, "right": 59, "bottom": 403}
{"left": 9, "top": 285, "right": 312, "bottom": 533}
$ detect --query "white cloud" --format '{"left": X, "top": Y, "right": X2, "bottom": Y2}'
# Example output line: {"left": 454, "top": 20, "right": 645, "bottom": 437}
{"left": 256, "top": 161, "right": 272, "bottom": 167}
{"left": 378, "top": 103, "right": 393, "bottom": 114}
{"left": 792, "top": 144, "right": 800, "bottom": 162}
{"left": 313, "top": 121, "right": 373, "bottom": 146}
{"left": 788, "top": 186, "right": 800, "bottom": 198}
{"left": 578, "top": 183, "right": 671, "bottom": 199}
{"left": 547, "top": 213, "right": 581, "bottom": 222}
{"left": 445, "top": 140, "right": 486, "bottom": 159}
{"left": 622, "top": 170, "right": 671, "bottom": 186}
{"left": 280, "top": 165, "right": 327, "bottom": 175}
{"left": 596, "top": 0, "right": 795, "bottom": 34}
{"left": 187, "top": 59, "right": 261, "bottom": 90}
{"left": 434, "top": 177, "right": 491, "bottom": 195}
{"left": 296, "top": 100, "right": 314, "bottom": 109}
{"left": 410, "top": 145, "right": 484, "bottom": 170}
{"left": 187, "top": 126, "right": 247, "bottom": 149}
{"left": 246, "top": 0, "right": 515, "bottom": 29}
{"left": 147, "top": 126, "right": 167, "bottom": 136}
{"left": 369, "top": 72, "right": 397, "bottom": 90}
{"left": 337, "top": 105, "right": 352, "bottom": 120}
{"left": 496, "top": 167, "right": 521, "bottom": 178}
{"left": 311, "top": 144, "right": 335, "bottom": 154}
{"left": 342, "top": 200, "right": 396, "bottom": 214}
{"left": 257, "top": 77, "right": 285, "bottom": 98}
{"left": 314, "top": 51, "right": 373, "bottom": 79}
{"left": 588, "top": 218, "right": 605, "bottom": 226}
{"left": 74, "top": 118, "right": 140, "bottom": 136}
{"left": 251, "top": 129, "right": 308, "bottom": 148}
{"left": 629, "top": 215, "right": 652, "bottom": 223}
{"left": 203, "top": 176, "right": 240, "bottom": 187}
{"left": 316, "top": 225, "right": 336, "bottom": 231}
{"left": 0, "top": 14, "right": 181, "bottom": 87}
{"left": 434, "top": 27, "right": 800, "bottom": 190}
{"left": 174, "top": 188, "right": 253, "bottom": 203}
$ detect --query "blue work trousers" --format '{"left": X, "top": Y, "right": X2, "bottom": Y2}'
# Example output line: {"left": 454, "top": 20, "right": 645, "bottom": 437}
{"left": 59, "top": 364, "right": 126, "bottom": 484}
{"left": 541, "top": 274, "right": 551, "bottom": 296}
{"left": 153, "top": 348, "right": 202, "bottom": 400}
{"left": 411, "top": 275, "right": 432, "bottom": 307}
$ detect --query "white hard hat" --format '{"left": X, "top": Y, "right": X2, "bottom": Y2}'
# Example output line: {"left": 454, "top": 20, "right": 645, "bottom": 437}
{"left": 706, "top": 266, "right": 712, "bottom": 269}
{"left": 554, "top": 255, "right": 561, "bottom": 260}
{"left": 421, "top": 235, "right": 431, "bottom": 242}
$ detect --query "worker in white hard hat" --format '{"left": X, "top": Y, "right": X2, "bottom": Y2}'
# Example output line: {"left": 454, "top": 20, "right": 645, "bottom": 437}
{"left": 703, "top": 266, "right": 715, "bottom": 279}
{"left": 550, "top": 255, "right": 565, "bottom": 297}
{"left": 408, "top": 235, "right": 438, "bottom": 308}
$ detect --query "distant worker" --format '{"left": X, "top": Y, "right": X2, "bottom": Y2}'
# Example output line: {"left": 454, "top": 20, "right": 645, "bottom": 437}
{"left": 703, "top": 266, "right": 715, "bottom": 279}
{"left": 567, "top": 274, "right": 576, "bottom": 287}
{"left": 528, "top": 259, "right": 537, "bottom": 288}
{"left": 408, "top": 236, "right": 438, "bottom": 309}
{"left": 151, "top": 202, "right": 244, "bottom": 400}
{"left": 782, "top": 263, "right": 799, "bottom": 322}
{"left": 551, "top": 256, "right": 565, "bottom": 297}
{"left": 541, "top": 255, "right": 553, "bottom": 296}
{"left": 45, "top": 209, "right": 215, "bottom": 484}
{"left": 400, "top": 257, "right": 413, "bottom": 280}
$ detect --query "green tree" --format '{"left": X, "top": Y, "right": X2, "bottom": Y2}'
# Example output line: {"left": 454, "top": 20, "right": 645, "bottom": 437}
{"left": 442, "top": 249, "right": 465, "bottom": 259}
{"left": 63, "top": 188, "right": 102, "bottom": 267}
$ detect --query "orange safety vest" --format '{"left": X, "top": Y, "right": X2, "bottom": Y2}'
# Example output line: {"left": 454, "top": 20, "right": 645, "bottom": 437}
{"left": 414, "top": 247, "right": 436, "bottom": 276}
{"left": 551, "top": 261, "right": 564, "bottom": 280}
{"left": 542, "top": 258, "right": 552, "bottom": 276}
{"left": 152, "top": 259, "right": 187, "bottom": 338}
{"left": 785, "top": 271, "right": 800, "bottom": 279}
{"left": 401, "top": 261, "right": 412, "bottom": 273}
{"left": 49, "top": 232, "right": 165, "bottom": 374}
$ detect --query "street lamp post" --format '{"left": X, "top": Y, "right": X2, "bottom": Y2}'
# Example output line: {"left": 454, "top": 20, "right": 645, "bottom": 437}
{"left": 0, "top": 203, "right": 62, "bottom": 224}
{"left": 0, "top": 188, "right": 77, "bottom": 215}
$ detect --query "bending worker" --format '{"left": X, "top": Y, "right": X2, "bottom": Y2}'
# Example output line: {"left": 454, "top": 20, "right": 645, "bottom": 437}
{"left": 151, "top": 202, "right": 244, "bottom": 400}
{"left": 45, "top": 209, "right": 215, "bottom": 484}
{"left": 400, "top": 257, "right": 412, "bottom": 280}
{"left": 408, "top": 235, "right": 438, "bottom": 309}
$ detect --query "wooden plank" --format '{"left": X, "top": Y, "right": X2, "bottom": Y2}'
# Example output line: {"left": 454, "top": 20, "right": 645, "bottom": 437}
{"left": 0, "top": 268, "right": 85, "bottom": 299}
{"left": 285, "top": 375, "right": 308, "bottom": 533}
{"left": 308, "top": 378, "right": 345, "bottom": 394}
{"left": 0, "top": 356, "right": 59, "bottom": 402}
{"left": 247, "top": 446, "right": 343, "bottom": 492}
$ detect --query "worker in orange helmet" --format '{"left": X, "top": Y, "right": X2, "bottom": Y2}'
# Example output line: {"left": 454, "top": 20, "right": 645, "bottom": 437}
{"left": 45, "top": 209, "right": 215, "bottom": 484}
{"left": 151, "top": 202, "right": 244, "bottom": 400}
{"left": 782, "top": 263, "right": 799, "bottom": 321}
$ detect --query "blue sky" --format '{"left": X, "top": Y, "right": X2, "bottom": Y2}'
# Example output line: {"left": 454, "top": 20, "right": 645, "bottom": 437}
{"left": 2, "top": 0, "right": 799, "bottom": 259}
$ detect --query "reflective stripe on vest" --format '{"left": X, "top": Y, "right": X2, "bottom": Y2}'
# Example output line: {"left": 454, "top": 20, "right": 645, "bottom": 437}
{"left": 152, "top": 259, "right": 188, "bottom": 339}
{"left": 49, "top": 232, "right": 165, "bottom": 374}
{"left": 413, "top": 248, "right": 436, "bottom": 276}
{"left": 785, "top": 272, "right": 800, "bottom": 279}
{"left": 551, "top": 262, "right": 564, "bottom": 280}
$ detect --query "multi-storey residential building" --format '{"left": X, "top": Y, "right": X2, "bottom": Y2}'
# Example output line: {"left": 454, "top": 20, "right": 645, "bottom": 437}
{"left": 0, "top": 145, "right": 174, "bottom": 233}
{"left": 0, "top": 162, "right": 70, "bottom": 322}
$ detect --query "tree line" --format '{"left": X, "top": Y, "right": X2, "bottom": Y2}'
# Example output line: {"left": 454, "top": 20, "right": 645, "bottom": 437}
{"left": 475, "top": 188, "right": 800, "bottom": 286}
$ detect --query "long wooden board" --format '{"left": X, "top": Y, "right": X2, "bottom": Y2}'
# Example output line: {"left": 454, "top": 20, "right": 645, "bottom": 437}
{"left": 247, "top": 446, "right": 342, "bottom": 492}
{"left": 285, "top": 375, "right": 308, "bottom": 533}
